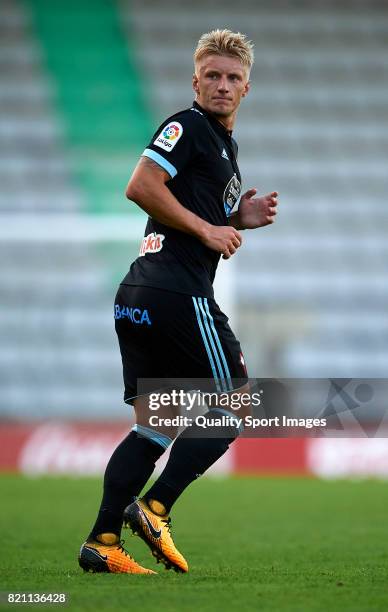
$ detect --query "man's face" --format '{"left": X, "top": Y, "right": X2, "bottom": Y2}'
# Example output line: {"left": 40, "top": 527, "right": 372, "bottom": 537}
{"left": 193, "top": 54, "right": 250, "bottom": 120}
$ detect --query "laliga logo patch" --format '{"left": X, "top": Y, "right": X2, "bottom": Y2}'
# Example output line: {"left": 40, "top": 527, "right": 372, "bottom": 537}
{"left": 163, "top": 124, "right": 180, "bottom": 140}
{"left": 139, "top": 232, "right": 165, "bottom": 256}
{"left": 154, "top": 121, "right": 183, "bottom": 152}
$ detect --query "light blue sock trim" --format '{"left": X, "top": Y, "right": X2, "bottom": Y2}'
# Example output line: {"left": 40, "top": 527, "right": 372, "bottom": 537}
{"left": 142, "top": 148, "right": 177, "bottom": 178}
{"left": 210, "top": 407, "right": 245, "bottom": 434}
{"left": 132, "top": 424, "right": 173, "bottom": 450}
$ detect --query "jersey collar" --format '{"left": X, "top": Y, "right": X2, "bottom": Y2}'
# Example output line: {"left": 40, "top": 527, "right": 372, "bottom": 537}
{"left": 192, "top": 101, "right": 233, "bottom": 139}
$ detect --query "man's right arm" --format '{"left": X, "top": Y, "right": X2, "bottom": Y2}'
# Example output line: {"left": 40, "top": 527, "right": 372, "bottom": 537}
{"left": 126, "top": 156, "right": 242, "bottom": 259}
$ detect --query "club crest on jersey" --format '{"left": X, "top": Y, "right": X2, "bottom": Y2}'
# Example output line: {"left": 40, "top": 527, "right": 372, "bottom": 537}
{"left": 139, "top": 232, "right": 165, "bottom": 257}
{"left": 154, "top": 121, "right": 183, "bottom": 152}
{"left": 223, "top": 174, "right": 241, "bottom": 217}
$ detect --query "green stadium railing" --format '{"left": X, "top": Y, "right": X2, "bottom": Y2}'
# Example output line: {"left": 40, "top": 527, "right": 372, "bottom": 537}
{"left": 25, "top": 0, "right": 153, "bottom": 214}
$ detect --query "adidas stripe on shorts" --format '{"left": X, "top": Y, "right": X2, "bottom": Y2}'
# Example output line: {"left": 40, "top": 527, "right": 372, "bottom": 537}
{"left": 114, "top": 285, "right": 248, "bottom": 403}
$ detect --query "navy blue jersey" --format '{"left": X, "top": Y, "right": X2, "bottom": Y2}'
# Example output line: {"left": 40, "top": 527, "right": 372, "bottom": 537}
{"left": 122, "top": 101, "right": 242, "bottom": 297}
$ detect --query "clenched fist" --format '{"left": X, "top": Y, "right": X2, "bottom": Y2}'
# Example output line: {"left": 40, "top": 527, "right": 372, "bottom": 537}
{"left": 200, "top": 224, "right": 242, "bottom": 259}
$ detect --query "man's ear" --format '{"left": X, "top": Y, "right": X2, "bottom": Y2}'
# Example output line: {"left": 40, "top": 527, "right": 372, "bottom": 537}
{"left": 192, "top": 72, "right": 199, "bottom": 95}
{"left": 241, "top": 80, "right": 250, "bottom": 98}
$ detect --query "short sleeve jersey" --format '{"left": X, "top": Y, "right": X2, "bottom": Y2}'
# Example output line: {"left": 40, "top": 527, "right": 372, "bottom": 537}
{"left": 122, "top": 101, "right": 242, "bottom": 297}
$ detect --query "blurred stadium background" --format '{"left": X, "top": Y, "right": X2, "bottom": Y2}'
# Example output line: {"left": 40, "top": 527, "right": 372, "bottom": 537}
{"left": 1, "top": 0, "right": 388, "bottom": 478}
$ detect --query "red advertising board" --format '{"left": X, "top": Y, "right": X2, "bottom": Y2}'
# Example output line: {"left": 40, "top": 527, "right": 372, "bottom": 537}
{"left": 2, "top": 422, "right": 388, "bottom": 478}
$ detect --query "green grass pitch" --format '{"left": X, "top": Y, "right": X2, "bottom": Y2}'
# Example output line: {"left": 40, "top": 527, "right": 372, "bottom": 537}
{"left": 1, "top": 474, "right": 388, "bottom": 611}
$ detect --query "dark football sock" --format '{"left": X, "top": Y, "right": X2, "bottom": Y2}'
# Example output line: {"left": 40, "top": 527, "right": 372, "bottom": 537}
{"left": 89, "top": 430, "right": 167, "bottom": 539}
{"left": 144, "top": 409, "right": 242, "bottom": 514}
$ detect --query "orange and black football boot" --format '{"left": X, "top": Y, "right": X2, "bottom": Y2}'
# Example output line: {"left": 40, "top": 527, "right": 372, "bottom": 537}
{"left": 78, "top": 532, "right": 156, "bottom": 575}
{"left": 123, "top": 498, "right": 188, "bottom": 573}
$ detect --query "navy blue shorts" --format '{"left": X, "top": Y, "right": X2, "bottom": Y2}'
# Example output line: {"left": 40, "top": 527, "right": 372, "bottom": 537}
{"left": 114, "top": 285, "right": 248, "bottom": 403}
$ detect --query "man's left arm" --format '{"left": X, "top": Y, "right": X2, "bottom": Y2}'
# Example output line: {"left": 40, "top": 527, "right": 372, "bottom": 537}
{"left": 229, "top": 189, "right": 278, "bottom": 230}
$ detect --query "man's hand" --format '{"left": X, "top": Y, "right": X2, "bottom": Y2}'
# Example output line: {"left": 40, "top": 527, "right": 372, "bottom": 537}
{"left": 231, "top": 189, "right": 278, "bottom": 230}
{"left": 200, "top": 224, "right": 242, "bottom": 259}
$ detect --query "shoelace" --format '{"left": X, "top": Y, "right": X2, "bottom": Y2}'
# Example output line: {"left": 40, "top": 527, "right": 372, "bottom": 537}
{"left": 161, "top": 517, "right": 172, "bottom": 535}
{"left": 117, "top": 539, "right": 136, "bottom": 561}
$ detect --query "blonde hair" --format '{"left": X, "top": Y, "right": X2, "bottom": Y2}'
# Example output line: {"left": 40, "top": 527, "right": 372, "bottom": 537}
{"left": 194, "top": 29, "right": 254, "bottom": 72}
